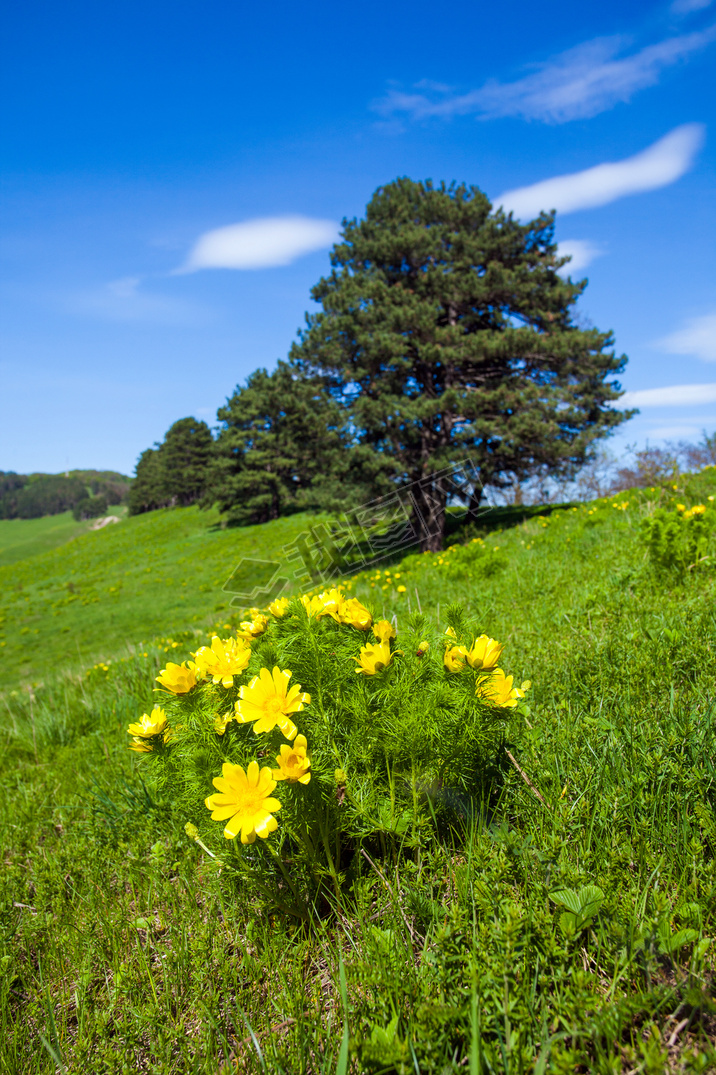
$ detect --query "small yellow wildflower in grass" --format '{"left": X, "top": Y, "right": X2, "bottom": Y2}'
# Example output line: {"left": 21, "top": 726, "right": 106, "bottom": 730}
{"left": 708, "top": 495, "right": 714, "bottom": 502}
{"left": 690, "top": 504, "right": 706, "bottom": 516}
{"left": 238, "top": 612, "right": 269, "bottom": 640}
{"left": 397, "top": 585, "right": 407, "bottom": 593}
{"left": 127, "top": 706, "right": 167, "bottom": 739}
{"left": 477, "top": 669, "right": 526, "bottom": 708}
{"left": 340, "top": 597, "right": 372, "bottom": 630}
{"left": 268, "top": 596, "right": 290, "bottom": 617}
{"left": 272, "top": 734, "right": 311, "bottom": 784}
{"left": 466, "top": 635, "right": 503, "bottom": 671}
{"left": 444, "top": 645, "right": 469, "bottom": 672}
{"left": 677, "top": 504, "right": 686, "bottom": 513}
{"left": 156, "top": 661, "right": 198, "bottom": 694}
{"left": 235, "top": 667, "right": 310, "bottom": 740}
{"left": 353, "top": 640, "right": 392, "bottom": 674}
{"left": 205, "top": 760, "right": 281, "bottom": 843}
{"left": 373, "top": 619, "right": 396, "bottom": 642}
{"left": 193, "top": 636, "right": 251, "bottom": 688}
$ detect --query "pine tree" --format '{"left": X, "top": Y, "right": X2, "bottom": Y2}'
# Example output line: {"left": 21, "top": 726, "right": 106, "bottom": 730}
{"left": 290, "top": 178, "right": 633, "bottom": 551}
{"left": 128, "top": 448, "right": 169, "bottom": 515}
{"left": 207, "top": 362, "right": 349, "bottom": 525}
{"left": 128, "top": 418, "right": 213, "bottom": 515}
{"left": 161, "top": 417, "right": 214, "bottom": 506}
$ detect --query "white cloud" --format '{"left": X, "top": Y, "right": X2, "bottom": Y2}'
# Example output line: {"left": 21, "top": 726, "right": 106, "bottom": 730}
{"left": 495, "top": 124, "right": 704, "bottom": 218}
{"left": 620, "top": 383, "right": 716, "bottom": 406}
{"left": 556, "top": 239, "right": 604, "bottom": 274}
{"left": 373, "top": 26, "right": 716, "bottom": 124}
{"left": 180, "top": 215, "right": 340, "bottom": 272}
{"left": 671, "top": 0, "right": 713, "bottom": 14}
{"left": 656, "top": 313, "right": 716, "bottom": 361}
{"left": 648, "top": 423, "right": 709, "bottom": 439}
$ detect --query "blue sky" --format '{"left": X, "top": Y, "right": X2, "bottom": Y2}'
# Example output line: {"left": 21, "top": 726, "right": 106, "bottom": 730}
{"left": 1, "top": 0, "right": 715, "bottom": 476}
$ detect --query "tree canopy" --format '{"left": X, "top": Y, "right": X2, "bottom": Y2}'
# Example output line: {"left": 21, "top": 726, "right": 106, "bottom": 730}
{"left": 206, "top": 362, "right": 350, "bottom": 525}
{"left": 290, "top": 178, "right": 632, "bottom": 550}
{"left": 128, "top": 418, "right": 213, "bottom": 515}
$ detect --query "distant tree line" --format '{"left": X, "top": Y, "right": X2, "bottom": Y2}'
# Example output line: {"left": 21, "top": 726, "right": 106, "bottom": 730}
{"left": 0, "top": 471, "right": 130, "bottom": 521}
{"left": 129, "top": 178, "right": 639, "bottom": 549}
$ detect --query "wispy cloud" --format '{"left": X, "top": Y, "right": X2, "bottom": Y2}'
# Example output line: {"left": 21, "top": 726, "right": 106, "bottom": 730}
{"left": 179, "top": 216, "right": 339, "bottom": 272}
{"left": 656, "top": 313, "right": 716, "bottom": 361}
{"left": 62, "top": 276, "right": 208, "bottom": 326}
{"left": 620, "top": 383, "right": 716, "bottom": 406}
{"left": 374, "top": 26, "right": 716, "bottom": 124}
{"left": 495, "top": 124, "right": 704, "bottom": 218}
{"left": 556, "top": 239, "right": 604, "bottom": 275}
{"left": 671, "top": 0, "right": 713, "bottom": 14}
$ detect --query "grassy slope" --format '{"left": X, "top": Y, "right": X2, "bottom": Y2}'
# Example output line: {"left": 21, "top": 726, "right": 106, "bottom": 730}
{"left": 0, "top": 512, "right": 91, "bottom": 568}
{"left": 0, "top": 507, "right": 325, "bottom": 690}
{"left": 1, "top": 475, "right": 716, "bottom": 1072}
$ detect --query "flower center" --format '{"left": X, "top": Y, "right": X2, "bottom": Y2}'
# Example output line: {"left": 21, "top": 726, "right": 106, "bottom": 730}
{"left": 235, "top": 787, "right": 265, "bottom": 813}
{"left": 265, "top": 696, "right": 285, "bottom": 717}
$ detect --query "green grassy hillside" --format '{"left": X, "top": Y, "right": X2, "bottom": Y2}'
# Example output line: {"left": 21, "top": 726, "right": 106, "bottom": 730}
{"left": 0, "top": 506, "right": 326, "bottom": 690}
{"left": 1, "top": 472, "right": 716, "bottom": 1072}
{"left": 0, "top": 512, "right": 94, "bottom": 568}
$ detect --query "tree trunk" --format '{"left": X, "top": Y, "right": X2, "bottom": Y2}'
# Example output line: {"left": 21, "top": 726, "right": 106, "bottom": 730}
{"left": 413, "top": 475, "right": 447, "bottom": 553}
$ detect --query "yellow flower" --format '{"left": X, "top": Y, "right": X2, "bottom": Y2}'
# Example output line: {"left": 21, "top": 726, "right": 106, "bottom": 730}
{"left": 268, "top": 596, "right": 290, "bottom": 617}
{"left": 466, "top": 635, "right": 503, "bottom": 671}
{"left": 156, "top": 661, "right": 198, "bottom": 694}
{"left": 127, "top": 706, "right": 167, "bottom": 738}
{"left": 214, "top": 711, "right": 234, "bottom": 735}
{"left": 373, "top": 619, "right": 396, "bottom": 642}
{"left": 205, "top": 760, "right": 281, "bottom": 843}
{"left": 476, "top": 668, "right": 525, "bottom": 708}
{"left": 676, "top": 503, "right": 686, "bottom": 512}
{"left": 193, "top": 636, "right": 251, "bottom": 688}
{"left": 417, "top": 640, "right": 430, "bottom": 656}
{"left": 353, "top": 640, "right": 392, "bottom": 674}
{"left": 444, "top": 645, "right": 469, "bottom": 672}
{"left": 314, "top": 587, "right": 346, "bottom": 621}
{"left": 340, "top": 598, "right": 372, "bottom": 630}
{"left": 397, "top": 585, "right": 407, "bottom": 593}
{"left": 690, "top": 504, "right": 706, "bottom": 515}
{"left": 235, "top": 667, "right": 310, "bottom": 740}
{"left": 129, "top": 736, "right": 154, "bottom": 753}
{"left": 238, "top": 612, "right": 269, "bottom": 640}
{"left": 272, "top": 734, "right": 311, "bottom": 784}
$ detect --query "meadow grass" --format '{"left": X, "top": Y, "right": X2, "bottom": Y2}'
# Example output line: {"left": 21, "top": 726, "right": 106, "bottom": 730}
{"left": 0, "top": 507, "right": 329, "bottom": 691}
{"left": 0, "top": 512, "right": 93, "bottom": 568}
{"left": 1, "top": 474, "right": 716, "bottom": 1072}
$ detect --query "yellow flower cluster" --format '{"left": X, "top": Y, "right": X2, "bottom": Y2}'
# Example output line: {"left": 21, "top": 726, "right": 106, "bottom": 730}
{"left": 682, "top": 504, "right": 706, "bottom": 519}
{"left": 301, "top": 588, "right": 372, "bottom": 630}
{"left": 443, "top": 629, "right": 527, "bottom": 708}
{"left": 207, "top": 665, "right": 313, "bottom": 842}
